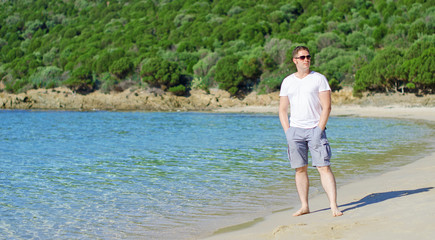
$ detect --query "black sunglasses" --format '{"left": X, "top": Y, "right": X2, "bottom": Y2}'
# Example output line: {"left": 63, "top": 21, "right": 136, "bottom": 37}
{"left": 294, "top": 55, "right": 311, "bottom": 60}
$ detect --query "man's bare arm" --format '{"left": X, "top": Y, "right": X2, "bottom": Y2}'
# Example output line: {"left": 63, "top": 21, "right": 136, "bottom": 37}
{"left": 279, "top": 96, "right": 290, "bottom": 132}
{"left": 318, "top": 90, "right": 331, "bottom": 130}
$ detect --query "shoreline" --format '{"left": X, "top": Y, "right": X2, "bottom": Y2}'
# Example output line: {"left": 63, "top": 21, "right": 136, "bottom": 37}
{"left": 1, "top": 87, "right": 434, "bottom": 112}
{"left": 215, "top": 105, "right": 435, "bottom": 122}
{"left": 202, "top": 107, "right": 435, "bottom": 240}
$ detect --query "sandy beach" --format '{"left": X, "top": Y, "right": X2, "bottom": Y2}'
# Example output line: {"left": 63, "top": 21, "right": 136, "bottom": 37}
{"left": 215, "top": 105, "right": 435, "bottom": 122}
{"left": 204, "top": 106, "right": 435, "bottom": 240}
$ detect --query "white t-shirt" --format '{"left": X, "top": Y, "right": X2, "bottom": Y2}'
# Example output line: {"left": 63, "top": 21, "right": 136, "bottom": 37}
{"left": 279, "top": 71, "right": 331, "bottom": 129}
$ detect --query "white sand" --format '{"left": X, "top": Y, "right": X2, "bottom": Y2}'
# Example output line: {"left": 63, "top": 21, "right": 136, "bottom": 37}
{"left": 204, "top": 105, "right": 435, "bottom": 240}
{"left": 215, "top": 105, "right": 435, "bottom": 122}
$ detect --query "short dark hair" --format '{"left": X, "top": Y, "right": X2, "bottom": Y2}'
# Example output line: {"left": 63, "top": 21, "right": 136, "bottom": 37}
{"left": 292, "top": 46, "right": 310, "bottom": 58}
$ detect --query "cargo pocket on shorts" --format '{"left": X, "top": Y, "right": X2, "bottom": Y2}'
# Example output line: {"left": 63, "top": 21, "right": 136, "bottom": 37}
{"left": 320, "top": 138, "right": 332, "bottom": 160}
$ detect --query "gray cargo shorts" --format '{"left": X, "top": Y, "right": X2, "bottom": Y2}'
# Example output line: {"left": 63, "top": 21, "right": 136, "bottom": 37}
{"left": 285, "top": 126, "right": 332, "bottom": 168}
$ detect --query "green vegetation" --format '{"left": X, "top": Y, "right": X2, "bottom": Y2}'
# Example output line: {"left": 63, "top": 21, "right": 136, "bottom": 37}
{"left": 0, "top": 0, "right": 433, "bottom": 96}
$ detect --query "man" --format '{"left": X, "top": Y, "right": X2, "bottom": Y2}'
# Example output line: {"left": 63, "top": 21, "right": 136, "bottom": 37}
{"left": 279, "top": 46, "right": 343, "bottom": 217}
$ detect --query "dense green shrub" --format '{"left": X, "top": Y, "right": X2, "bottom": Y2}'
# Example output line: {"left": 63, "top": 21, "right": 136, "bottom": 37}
{"left": 29, "top": 66, "right": 63, "bottom": 88}
{"left": 315, "top": 47, "right": 355, "bottom": 86}
{"left": 4, "top": 78, "right": 31, "bottom": 93}
{"left": 239, "top": 57, "right": 261, "bottom": 79}
{"left": 354, "top": 47, "right": 405, "bottom": 95}
{"left": 109, "top": 57, "right": 133, "bottom": 79}
{"left": 168, "top": 84, "right": 187, "bottom": 96}
{"left": 63, "top": 28, "right": 80, "bottom": 38}
{"left": 372, "top": 24, "right": 388, "bottom": 44}
{"left": 257, "top": 75, "right": 285, "bottom": 94}
{"left": 10, "top": 55, "right": 41, "bottom": 79}
{"left": 401, "top": 48, "right": 435, "bottom": 93}
{"left": 141, "top": 57, "right": 182, "bottom": 90}
{"left": 99, "top": 73, "right": 118, "bottom": 93}
{"left": 63, "top": 66, "right": 94, "bottom": 92}
{"left": 316, "top": 32, "right": 343, "bottom": 51}
{"left": 263, "top": 38, "right": 293, "bottom": 68}
{"left": 5, "top": 48, "right": 24, "bottom": 62}
{"left": 0, "top": 0, "right": 433, "bottom": 96}
{"left": 215, "top": 55, "right": 243, "bottom": 95}
{"left": 328, "top": 79, "right": 342, "bottom": 92}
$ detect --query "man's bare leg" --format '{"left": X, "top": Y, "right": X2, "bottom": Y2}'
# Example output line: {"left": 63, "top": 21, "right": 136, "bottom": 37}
{"left": 293, "top": 165, "right": 310, "bottom": 216}
{"left": 317, "top": 166, "right": 343, "bottom": 217}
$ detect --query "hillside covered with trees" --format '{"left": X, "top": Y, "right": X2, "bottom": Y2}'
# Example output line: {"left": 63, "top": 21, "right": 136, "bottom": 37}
{"left": 0, "top": 0, "right": 433, "bottom": 97}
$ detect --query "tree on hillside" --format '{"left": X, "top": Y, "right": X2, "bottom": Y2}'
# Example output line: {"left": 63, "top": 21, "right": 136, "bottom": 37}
{"left": 140, "top": 57, "right": 184, "bottom": 92}
{"left": 401, "top": 48, "right": 435, "bottom": 94}
{"left": 354, "top": 47, "right": 404, "bottom": 95}
{"left": 214, "top": 55, "right": 243, "bottom": 95}
{"left": 64, "top": 66, "right": 95, "bottom": 93}
{"left": 109, "top": 57, "right": 133, "bottom": 79}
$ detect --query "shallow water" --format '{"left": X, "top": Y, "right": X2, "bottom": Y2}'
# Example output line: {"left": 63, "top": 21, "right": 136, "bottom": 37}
{"left": 0, "top": 111, "right": 432, "bottom": 239}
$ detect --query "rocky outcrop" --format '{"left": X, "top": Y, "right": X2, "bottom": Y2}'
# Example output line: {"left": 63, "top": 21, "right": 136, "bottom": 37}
{"left": 0, "top": 88, "right": 279, "bottom": 111}
{"left": 1, "top": 87, "right": 433, "bottom": 111}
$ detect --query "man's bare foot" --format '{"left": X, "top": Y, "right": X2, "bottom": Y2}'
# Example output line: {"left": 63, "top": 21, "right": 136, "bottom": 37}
{"left": 293, "top": 208, "right": 310, "bottom": 217}
{"left": 331, "top": 207, "right": 343, "bottom": 217}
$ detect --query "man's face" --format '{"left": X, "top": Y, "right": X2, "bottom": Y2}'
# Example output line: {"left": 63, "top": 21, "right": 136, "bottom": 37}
{"left": 293, "top": 50, "right": 311, "bottom": 70}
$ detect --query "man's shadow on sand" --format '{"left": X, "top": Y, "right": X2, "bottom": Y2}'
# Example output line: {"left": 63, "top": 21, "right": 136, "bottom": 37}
{"left": 313, "top": 187, "right": 433, "bottom": 213}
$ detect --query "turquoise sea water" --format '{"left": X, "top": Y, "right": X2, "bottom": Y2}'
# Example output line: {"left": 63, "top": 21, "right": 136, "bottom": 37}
{"left": 0, "top": 111, "right": 432, "bottom": 239}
